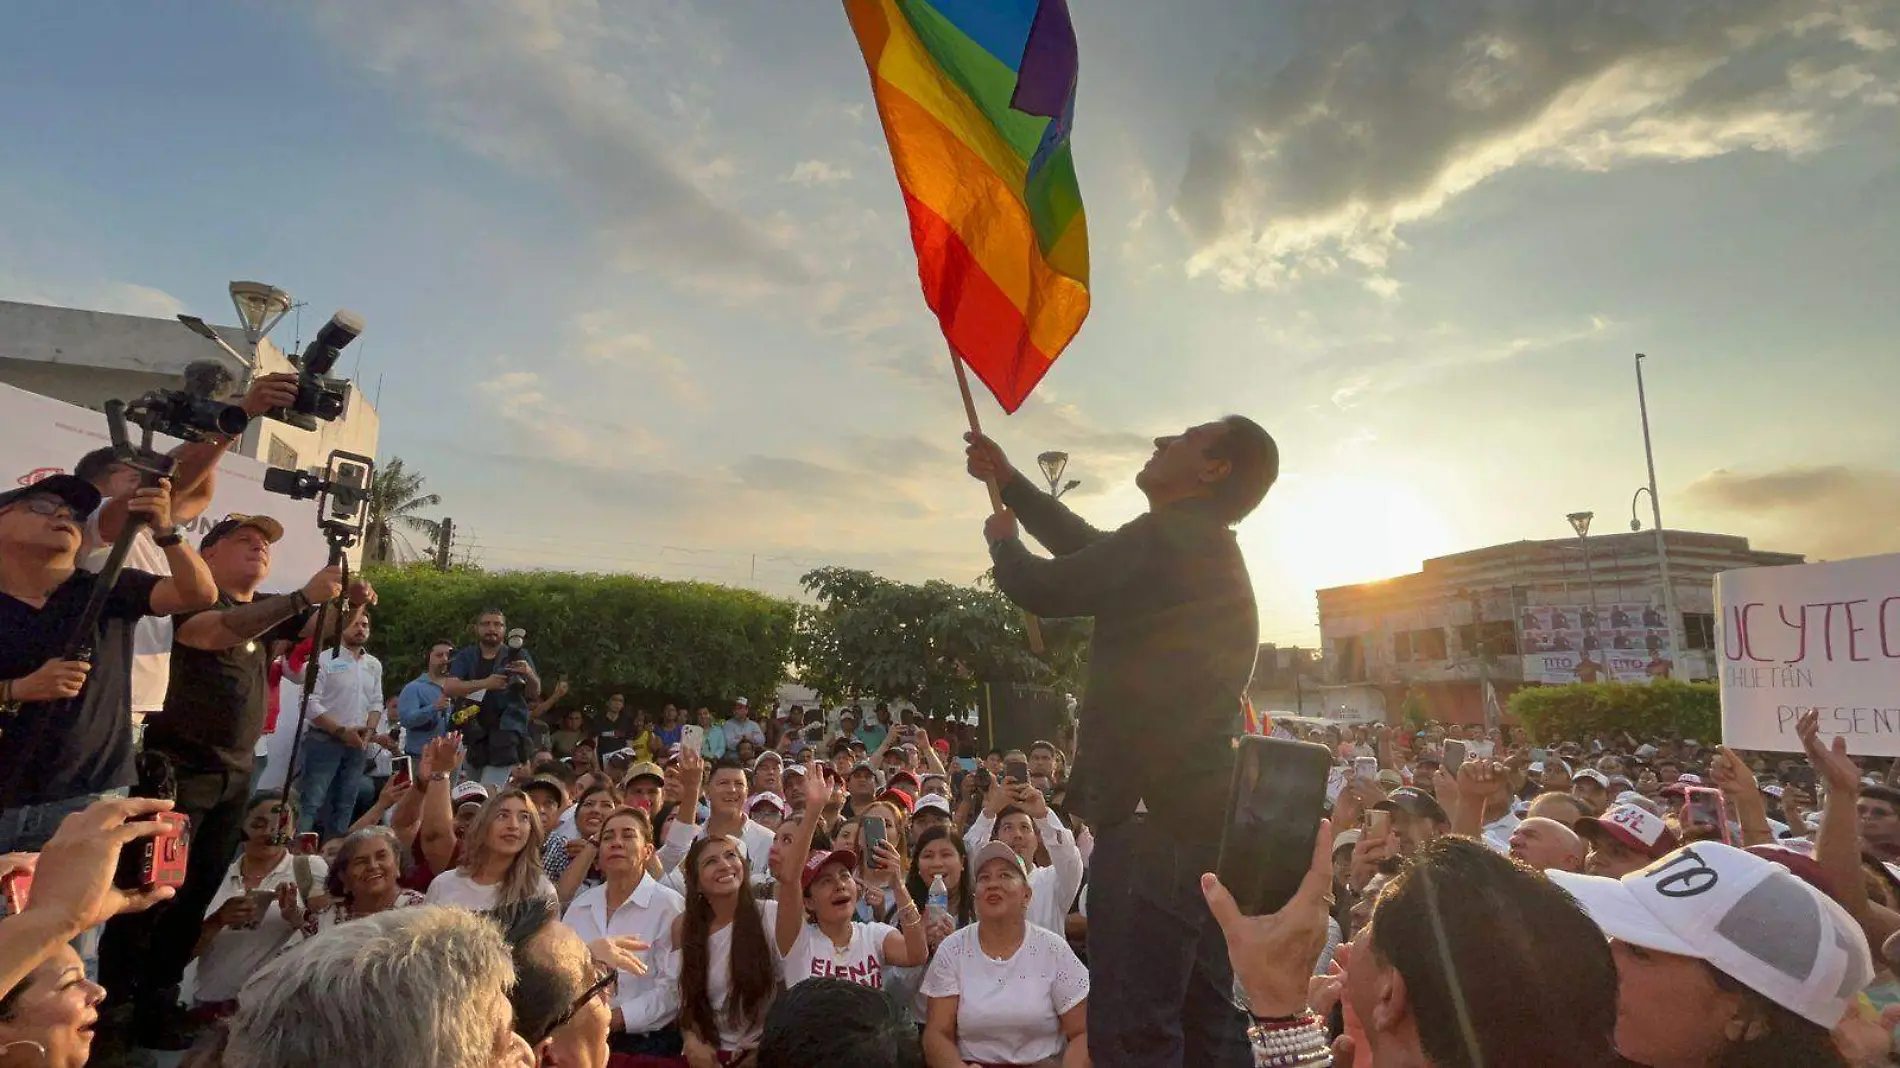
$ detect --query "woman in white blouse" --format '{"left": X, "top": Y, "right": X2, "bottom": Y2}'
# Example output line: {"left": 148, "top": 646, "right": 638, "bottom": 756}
{"left": 191, "top": 793, "right": 327, "bottom": 1020}
{"left": 922, "top": 841, "right": 1090, "bottom": 1068}
{"left": 292, "top": 826, "right": 423, "bottom": 941}
{"left": 669, "top": 835, "right": 780, "bottom": 1067}
{"left": 564, "top": 807, "right": 685, "bottom": 1059}
{"left": 425, "top": 788, "right": 557, "bottom": 913}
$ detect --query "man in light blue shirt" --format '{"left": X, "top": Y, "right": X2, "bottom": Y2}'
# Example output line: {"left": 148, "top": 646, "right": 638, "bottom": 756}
{"left": 397, "top": 640, "right": 454, "bottom": 760}
{"left": 721, "top": 697, "right": 765, "bottom": 752}
{"left": 694, "top": 705, "right": 728, "bottom": 760}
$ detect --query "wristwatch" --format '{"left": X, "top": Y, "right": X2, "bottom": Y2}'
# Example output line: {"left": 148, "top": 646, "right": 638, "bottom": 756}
{"left": 153, "top": 526, "right": 183, "bottom": 548}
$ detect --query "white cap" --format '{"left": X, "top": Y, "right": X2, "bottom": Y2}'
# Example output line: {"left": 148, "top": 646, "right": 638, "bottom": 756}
{"left": 1574, "top": 769, "right": 1610, "bottom": 788}
{"left": 747, "top": 791, "right": 790, "bottom": 816}
{"left": 912, "top": 793, "right": 952, "bottom": 817}
{"left": 1614, "top": 791, "right": 1661, "bottom": 816}
{"left": 1550, "top": 842, "right": 1872, "bottom": 1028}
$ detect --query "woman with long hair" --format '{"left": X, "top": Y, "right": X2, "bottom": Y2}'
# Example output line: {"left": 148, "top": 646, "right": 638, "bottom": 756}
{"left": 425, "top": 788, "right": 556, "bottom": 913}
{"left": 293, "top": 826, "right": 425, "bottom": 941}
{"left": 922, "top": 841, "right": 1090, "bottom": 1068}
{"left": 545, "top": 783, "right": 622, "bottom": 904}
{"left": 566, "top": 808, "right": 683, "bottom": 1060}
{"left": 855, "top": 799, "right": 910, "bottom": 925}
{"left": 669, "top": 835, "right": 779, "bottom": 1067}
{"left": 775, "top": 763, "right": 927, "bottom": 992}
{"left": 906, "top": 825, "right": 975, "bottom": 1023}
{"left": 190, "top": 793, "right": 325, "bottom": 1023}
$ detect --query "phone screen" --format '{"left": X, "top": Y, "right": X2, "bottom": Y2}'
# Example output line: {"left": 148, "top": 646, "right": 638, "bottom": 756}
{"left": 1443, "top": 739, "right": 1468, "bottom": 773}
{"left": 1682, "top": 787, "right": 1732, "bottom": 844}
{"left": 1216, "top": 736, "right": 1333, "bottom": 916}
{"left": 391, "top": 755, "right": 414, "bottom": 789}
{"left": 1368, "top": 809, "right": 1392, "bottom": 840}
{"left": 861, "top": 816, "right": 887, "bottom": 864}
{"left": 1353, "top": 756, "right": 1379, "bottom": 783}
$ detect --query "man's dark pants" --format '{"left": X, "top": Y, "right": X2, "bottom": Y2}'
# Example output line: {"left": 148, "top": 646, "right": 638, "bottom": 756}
{"left": 99, "top": 764, "right": 251, "bottom": 1014}
{"left": 1087, "top": 815, "right": 1251, "bottom": 1067}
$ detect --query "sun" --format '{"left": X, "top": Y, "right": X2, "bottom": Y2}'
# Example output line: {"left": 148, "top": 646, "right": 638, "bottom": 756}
{"left": 1251, "top": 473, "right": 1455, "bottom": 596}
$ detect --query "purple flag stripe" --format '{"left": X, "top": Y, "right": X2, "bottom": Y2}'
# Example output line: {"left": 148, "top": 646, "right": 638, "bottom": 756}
{"left": 1010, "top": 0, "right": 1077, "bottom": 119}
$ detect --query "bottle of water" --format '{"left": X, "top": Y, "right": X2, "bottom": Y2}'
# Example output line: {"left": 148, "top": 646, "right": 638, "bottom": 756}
{"left": 926, "top": 874, "right": 949, "bottom": 926}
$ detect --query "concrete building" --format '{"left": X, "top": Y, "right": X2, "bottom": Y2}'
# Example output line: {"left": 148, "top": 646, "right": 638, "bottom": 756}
{"left": 0, "top": 298, "right": 379, "bottom": 474}
{"left": 1316, "top": 529, "right": 1804, "bottom": 726}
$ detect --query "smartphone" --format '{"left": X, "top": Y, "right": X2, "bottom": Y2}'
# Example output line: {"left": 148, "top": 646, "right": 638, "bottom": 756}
{"left": 1368, "top": 809, "right": 1392, "bottom": 841}
{"left": 295, "top": 832, "right": 320, "bottom": 856}
{"left": 1353, "top": 756, "right": 1379, "bottom": 784}
{"left": 1468, "top": 740, "right": 1495, "bottom": 760}
{"left": 861, "top": 815, "right": 887, "bottom": 866}
{"left": 680, "top": 723, "right": 706, "bottom": 755}
{"left": 1005, "top": 758, "right": 1030, "bottom": 784}
{"left": 1216, "top": 736, "right": 1333, "bottom": 916}
{"left": 390, "top": 755, "right": 414, "bottom": 790}
{"left": 1443, "top": 739, "right": 1468, "bottom": 774}
{"left": 1530, "top": 747, "right": 1550, "bottom": 764}
{"left": 1681, "top": 786, "right": 1733, "bottom": 844}
{"left": 115, "top": 811, "right": 191, "bottom": 891}
{"left": 1, "top": 870, "right": 31, "bottom": 914}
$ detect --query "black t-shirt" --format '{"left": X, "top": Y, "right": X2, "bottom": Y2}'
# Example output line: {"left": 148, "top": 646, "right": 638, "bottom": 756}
{"left": 0, "top": 568, "right": 161, "bottom": 808}
{"left": 143, "top": 593, "right": 310, "bottom": 774}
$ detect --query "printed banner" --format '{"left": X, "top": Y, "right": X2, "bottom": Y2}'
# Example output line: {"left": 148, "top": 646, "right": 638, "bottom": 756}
{"left": 1716, "top": 553, "right": 1900, "bottom": 756}
{"left": 0, "top": 381, "right": 328, "bottom": 586}
{"left": 1518, "top": 601, "right": 1673, "bottom": 683}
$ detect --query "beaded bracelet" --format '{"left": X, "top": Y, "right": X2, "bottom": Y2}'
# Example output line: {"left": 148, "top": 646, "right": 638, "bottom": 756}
{"left": 1248, "top": 1015, "right": 1332, "bottom": 1068}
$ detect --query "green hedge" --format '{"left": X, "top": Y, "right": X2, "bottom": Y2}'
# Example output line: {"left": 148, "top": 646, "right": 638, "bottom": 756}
{"left": 359, "top": 565, "right": 795, "bottom": 712}
{"left": 1509, "top": 680, "right": 1721, "bottom": 745}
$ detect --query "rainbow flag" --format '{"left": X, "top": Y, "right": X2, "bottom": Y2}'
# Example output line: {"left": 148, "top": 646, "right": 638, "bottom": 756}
{"left": 846, "top": 0, "right": 1090, "bottom": 414}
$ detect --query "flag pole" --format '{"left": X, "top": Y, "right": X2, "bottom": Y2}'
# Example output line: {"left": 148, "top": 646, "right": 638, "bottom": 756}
{"left": 951, "top": 348, "right": 1045, "bottom": 653}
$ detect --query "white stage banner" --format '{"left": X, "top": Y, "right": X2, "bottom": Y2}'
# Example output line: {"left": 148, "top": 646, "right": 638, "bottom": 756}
{"left": 0, "top": 381, "right": 329, "bottom": 586}
{"left": 1716, "top": 553, "right": 1900, "bottom": 756}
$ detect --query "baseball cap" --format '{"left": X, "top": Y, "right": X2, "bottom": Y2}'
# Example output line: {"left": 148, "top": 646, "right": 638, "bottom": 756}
{"left": 913, "top": 793, "right": 952, "bottom": 818}
{"left": 748, "top": 791, "right": 790, "bottom": 817}
{"left": 752, "top": 750, "right": 783, "bottom": 768}
{"left": 969, "top": 840, "right": 1029, "bottom": 882}
{"left": 1374, "top": 787, "right": 1449, "bottom": 826}
{"left": 933, "top": 738, "right": 952, "bottom": 754}
{"left": 734, "top": 696, "right": 749, "bottom": 707}
{"left": 200, "top": 513, "right": 286, "bottom": 551}
{"left": 878, "top": 787, "right": 914, "bottom": 812}
{"left": 887, "top": 770, "right": 921, "bottom": 792}
{"left": 1577, "top": 804, "right": 1679, "bottom": 860}
{"left": 800, "top": 848, "right": 858, "bottom": 891}
{"left": 848, "top": 761, "right": 878, "bottom": 778}
{"left": 624, "top": 761, "right": 664, "bottom": 785}
{"left": 1574, "top": 769, "right": 1611, "bottom": 789}
{"left": 451, "top": 781, "right": 490, "bottom": 806}
{"left": 0, "top": 474, "right": 101, "bottom": 517}
{"left": 1549, "top": 843, "right": 1873, "bottom": 1028}
{"left": 1375, "top": 769, "right": 1404, "bottom": 790}
{"left": 1333, "top": 828, "right": 1363, "bottom": 852}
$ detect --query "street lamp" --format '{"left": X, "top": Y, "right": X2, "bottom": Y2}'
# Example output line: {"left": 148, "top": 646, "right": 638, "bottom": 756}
{"left": 1635, "top": 354, "right": 1683, "bottom": 675}
{"left": 1036, "top": 450, "right": 1080, "bottom": 499}
{"left": 1566, "top": 511, "right": 1599, "bottom": 610}
{"left": 227, "top": 281, "right": 293, "bottom": 349}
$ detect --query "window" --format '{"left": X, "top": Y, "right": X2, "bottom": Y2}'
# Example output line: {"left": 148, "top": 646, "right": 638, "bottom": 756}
{"left": 1393, "top": 631, "right": 1413, "bottom": 662}
{"left": 1395, "top": 628, "right": 1446, "bottom": 662}
{"left": 267, "top": 435, "right": 298, "bottom": 470}
{"left": 1683, "top": 613, "right": 1716, "bottom": 651}
{"left": 1334, "top": 635, "right": 1366, "bottom": 682}
{"left": 1460, "top": 621, "right": 1519, "bottom": 657}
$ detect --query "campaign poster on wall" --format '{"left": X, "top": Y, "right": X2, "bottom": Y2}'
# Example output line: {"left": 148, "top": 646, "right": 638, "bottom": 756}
{"left": 1518, "top": 602, "right": 1672, "bottom": 684}
{"left": 1716, "top": 554, "right": 1900, "bottom": 756}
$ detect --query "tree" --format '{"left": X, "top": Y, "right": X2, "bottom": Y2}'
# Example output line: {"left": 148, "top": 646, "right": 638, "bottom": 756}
{"left": 1509, "top": 680, "right": 1719, "bottom": 744}
{"left": 364, "top": 456, "right": 442, "bottom": 564}
{"left": 792, "top": 567, "right": 1090, "bottom": 719}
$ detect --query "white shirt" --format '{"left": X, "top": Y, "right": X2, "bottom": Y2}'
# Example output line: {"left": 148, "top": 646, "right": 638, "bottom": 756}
{"left": 783, "top": 920, "right": 898, "bottom": 990}
{"left": 1482, "top": 811, "right": 1522, "bottom": 855}
{"left": 195, "top": 851, "right": 329, "bottom": 1003}
{"left": 661, "top": 900, "right": 779, "bottom": 1053}
{"left": 963, "top": 812, "right": 1085, "bottom": 935}
{"left": 656, "top": 817, "right": 776, "bottom": 893}
{"left": 424, "top": 867, "right": 557, "bottom": 913}
{"left": 83, "top": 506, "right": 170, "bottom": 713}
{"left": 307, "top": 647, "right": 384, "bottom": 732}
{"left": 920, "top": 923, "right": 1088, "bottom": 1066}
{"left": 565, "top": 878, "right": 686, "bottom": 1035}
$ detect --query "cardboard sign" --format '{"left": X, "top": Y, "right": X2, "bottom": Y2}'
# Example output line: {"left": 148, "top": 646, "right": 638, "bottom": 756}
{"left": 1715, "top": 553, "right": 1900, "bottom": 755}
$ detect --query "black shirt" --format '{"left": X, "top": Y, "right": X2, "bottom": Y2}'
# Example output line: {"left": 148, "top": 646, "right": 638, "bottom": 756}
{"left": 0, "top": 568, "right": 161, "bottom": 808}
{"left": 143, "top": 593, "right": 310, "bottom": 774}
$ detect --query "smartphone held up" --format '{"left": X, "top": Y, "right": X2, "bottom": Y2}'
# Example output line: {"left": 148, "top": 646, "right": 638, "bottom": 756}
{"left": 115, "top": 811, "right": 191, "bottom": 892}
{"left": 1216, "top": 736, "right": 1333, "bottom": 917}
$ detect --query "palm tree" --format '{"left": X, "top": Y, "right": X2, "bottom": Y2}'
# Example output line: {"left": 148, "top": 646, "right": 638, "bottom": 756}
{"left": 363, "top": 456, "right": 442, "bottom": 564}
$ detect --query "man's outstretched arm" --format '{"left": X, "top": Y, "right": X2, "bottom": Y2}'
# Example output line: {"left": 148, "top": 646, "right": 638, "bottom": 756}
{"left": 987, "top": 510, "right": 1142, "bottom": 619}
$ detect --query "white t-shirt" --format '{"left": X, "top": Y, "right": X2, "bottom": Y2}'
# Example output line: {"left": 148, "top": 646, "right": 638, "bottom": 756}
{"left": 664, "top": 899, "right": 779, "bottom": 1053}
{"left": 783, "top": 919, "right": 898, "bottom": 990}
{"left": 424, "top": 867, "right": 557, "bottom": 913}
{"left": 1483, "top": 811, "right": 1522, "bottom": 854}
{"left": 83, "top": 507, "right": 170, "bottom": 714}
{"left": 920, "top": 923, "right": 1088, "bottom": 1065}
{"left": 195, "top": 851, "right": 329, "bottom": 1004}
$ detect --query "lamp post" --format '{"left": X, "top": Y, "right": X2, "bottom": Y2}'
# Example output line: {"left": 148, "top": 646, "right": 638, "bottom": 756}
{"left": 1634, "top": 354, "right": 1683, "bottom": 676}
{"left": 228, "top": 281, "right": 293, "bottom": 351}
{"left": 1566, "top": 511, "right": 1600, "bottom": 611}
{"left": 1036, "top": 451, "right": 1080, "bottom": 499}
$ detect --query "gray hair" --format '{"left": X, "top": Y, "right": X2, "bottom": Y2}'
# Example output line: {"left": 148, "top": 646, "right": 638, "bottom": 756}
{"left": 325, "top": 824, "right": 406, "bottom": 900}
{"left": 223, "top": 906, "right": 520, "bottom": 1068}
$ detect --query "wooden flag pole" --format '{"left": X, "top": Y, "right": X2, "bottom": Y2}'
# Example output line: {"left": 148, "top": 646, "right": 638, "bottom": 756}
{"left": 951, "top": 349, "right": 1045, "bottom": 653}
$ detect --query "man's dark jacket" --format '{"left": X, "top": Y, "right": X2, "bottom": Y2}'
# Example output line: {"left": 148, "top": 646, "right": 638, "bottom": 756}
{"left": 990, "top": 472, "right": 1257, "bottom": 835}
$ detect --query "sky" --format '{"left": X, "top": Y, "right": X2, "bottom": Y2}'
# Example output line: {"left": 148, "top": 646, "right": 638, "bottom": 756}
{"left": 2, "top": 0, "right": 1897, "bottom": 646}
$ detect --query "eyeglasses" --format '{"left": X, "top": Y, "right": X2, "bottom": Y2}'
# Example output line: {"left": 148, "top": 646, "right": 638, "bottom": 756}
{"left": 532, "top": 960, "right": 616, "bottom": 1044}
{"left": 14, "top": 497, "right": 78, "bottom": 521}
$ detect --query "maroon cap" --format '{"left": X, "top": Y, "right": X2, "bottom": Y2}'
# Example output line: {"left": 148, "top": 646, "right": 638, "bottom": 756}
{"left": 800, "top": 848, "right": 858, "bottom": 891}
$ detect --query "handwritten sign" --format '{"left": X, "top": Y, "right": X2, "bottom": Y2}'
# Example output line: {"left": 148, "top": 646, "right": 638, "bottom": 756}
{"left": 1715, "top": 553, "right": 1900, "bottom": 755}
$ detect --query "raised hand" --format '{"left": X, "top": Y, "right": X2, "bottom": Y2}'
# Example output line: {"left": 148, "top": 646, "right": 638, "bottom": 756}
{"left": 1798, "top": 708, "right": 1861, "bottom": 797}
{"left": 963, "top": 431, "right": 1016, "bottom": 485}
{"left": 1202, "top": 819, "right": 1336, "bottom": 1017}
{"left": 126, "top": 478, "right": 174, "bottom": 530}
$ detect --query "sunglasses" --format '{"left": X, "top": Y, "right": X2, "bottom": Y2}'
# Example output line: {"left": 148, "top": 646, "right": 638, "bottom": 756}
{"left": 14, "top": 497, "right": 78, "bottom": 521}
{"left": 531, "top": 960, "right": 617, "bottom": 1044}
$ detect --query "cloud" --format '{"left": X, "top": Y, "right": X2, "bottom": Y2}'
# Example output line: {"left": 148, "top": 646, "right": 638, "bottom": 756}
{"left": 475, "top": 367, "right": 658, "bottom": 465}
{"left": 308, "top": 0, "right": 805, "bottom": 287}
{"left": 785, "top": 160, "right": 853, "bottom": 186}
{"left": 1683, "top": 464, "right": 1900, "bottom": 560}
{"left": 1177, "top": 0, "right": 1900, "bottom": 289}
{"left": 573, "top": 310, "right": 706, "bottom": 408}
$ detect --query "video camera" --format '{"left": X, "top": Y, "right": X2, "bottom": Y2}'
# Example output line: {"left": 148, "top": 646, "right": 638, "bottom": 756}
{"left": 125, "top": 360, "right": 250, "bottom": 443}
{"left": 262, "top": 450, "right": 374, "bottom": 542}
{"left": 503, "top": 628, "right": 530, "bottom": 694}
{"left": 267, "top": 311, "right": 363, "bottom": 431}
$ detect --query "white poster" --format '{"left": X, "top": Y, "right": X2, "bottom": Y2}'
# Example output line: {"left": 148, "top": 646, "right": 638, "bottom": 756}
{"left": 0, "top": 381, "right": 329, "bottom": 587}
{"left": 1715, "top": 553, "right": 1900, "bottom": 756}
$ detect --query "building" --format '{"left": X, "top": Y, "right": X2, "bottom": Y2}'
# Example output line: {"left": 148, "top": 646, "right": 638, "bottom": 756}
{"left": 1248, "top": 643, "right": 1385, "bottom": 728}
{"left": 0, "top": 298, "right": 379, "bottom": 475}
{"left": 1316, "top": 529, "right": 1804, "bottom": 726}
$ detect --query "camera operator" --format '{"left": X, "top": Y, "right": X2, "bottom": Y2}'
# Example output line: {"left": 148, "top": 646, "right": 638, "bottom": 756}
{"left": 0, "top": 474, "right": 214, "bottom": 871}
{"left": 96, "top": 514, "right": 360, "bottom": 1052}
{"left": 74, "top": 373, "right": 300, "bottom": 726}
{"left": 443, "top": 609, "right": 542, "bottom": 789}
